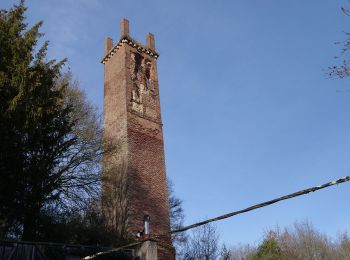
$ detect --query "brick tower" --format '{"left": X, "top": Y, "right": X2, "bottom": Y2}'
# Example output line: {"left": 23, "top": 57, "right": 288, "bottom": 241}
{"left": 101, "top": 19, "right": 174, "bottom": 259}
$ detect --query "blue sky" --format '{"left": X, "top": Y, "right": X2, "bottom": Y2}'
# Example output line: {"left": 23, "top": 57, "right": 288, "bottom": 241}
{"left": 3, "top": 0, "right": 350, "bottom": 247}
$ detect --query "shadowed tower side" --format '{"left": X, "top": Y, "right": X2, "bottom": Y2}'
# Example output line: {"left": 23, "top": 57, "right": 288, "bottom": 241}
{"left": 102, "top": 19, "right": 174, "bottom": 259}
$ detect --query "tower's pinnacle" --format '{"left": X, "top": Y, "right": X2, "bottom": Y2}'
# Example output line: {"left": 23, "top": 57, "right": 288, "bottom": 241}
{"left": 102, "top": 19, "right": 159, "bottom": 64}
{"left": 120, "top": 18, "right": 129, "bottom": 37}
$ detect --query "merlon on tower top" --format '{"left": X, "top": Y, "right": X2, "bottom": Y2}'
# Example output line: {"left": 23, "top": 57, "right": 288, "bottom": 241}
{"left": 101, "top": 18, "right": 159, "bottom": 64}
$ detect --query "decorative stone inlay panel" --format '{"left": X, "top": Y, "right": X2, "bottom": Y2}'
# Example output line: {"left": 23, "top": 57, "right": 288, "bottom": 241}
{"left": 129, "top": 51, "right": 160, "bottom": 122}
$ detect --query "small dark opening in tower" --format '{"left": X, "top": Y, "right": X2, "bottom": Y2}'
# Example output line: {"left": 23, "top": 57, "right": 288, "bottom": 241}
{"left": 145, "top": 59, "right": 151, "bottom": 79}
{"left": 134, "top": 52, "right": 143, "bottom": 75}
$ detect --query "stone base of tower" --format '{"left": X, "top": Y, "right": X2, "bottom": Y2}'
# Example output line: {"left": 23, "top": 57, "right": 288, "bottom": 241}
{"left": 134, "top": 240, "right": 175, "bottom": 260}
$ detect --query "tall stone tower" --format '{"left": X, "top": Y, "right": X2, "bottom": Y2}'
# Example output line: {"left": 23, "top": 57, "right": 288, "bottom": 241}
{"left": 102, "top": 19, "right": 174, "bottom": 258}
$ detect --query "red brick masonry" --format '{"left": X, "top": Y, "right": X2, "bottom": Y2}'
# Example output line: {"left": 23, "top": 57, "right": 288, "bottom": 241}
{"left": 102, "top": 19, "right": 175, "bottom": 259}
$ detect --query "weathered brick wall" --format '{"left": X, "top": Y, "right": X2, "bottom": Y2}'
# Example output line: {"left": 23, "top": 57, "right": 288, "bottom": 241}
{"left": 102, "top": 39, "right": 129, "bottom": 240}
{"left": 102, "top": 19, "right": 174, "bottom": 259}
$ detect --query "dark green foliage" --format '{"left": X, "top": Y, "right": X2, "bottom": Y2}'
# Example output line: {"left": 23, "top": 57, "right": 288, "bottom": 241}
{"left": 0, "top": 1, "right": 103, "bottom": 243}
{"left": 252, "top": 238, "right": 281, "bottom": 260}
{"left": 36, "top": 200, "right": 115, "bottom": 246}
{"left": 0, "top": 1, "right": 68, "bottom": 239}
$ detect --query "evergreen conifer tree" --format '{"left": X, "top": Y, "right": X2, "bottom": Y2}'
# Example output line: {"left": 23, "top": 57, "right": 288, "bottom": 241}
{"left": 0, "top": 1, "right": 102, "bottom": 240}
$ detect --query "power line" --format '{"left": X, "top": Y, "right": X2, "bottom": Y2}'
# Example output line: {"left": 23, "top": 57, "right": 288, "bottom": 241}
{"left": 84, "top": 175, "right": 350, "bottom": 259}
{"left": 171, "top": 175, "right": 350, "bottom": 234}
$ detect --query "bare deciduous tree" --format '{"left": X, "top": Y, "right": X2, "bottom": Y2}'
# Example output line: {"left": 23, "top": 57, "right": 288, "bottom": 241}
{"left": 52, "top": 73, "right": 103, "bottom": 211}
{"left": 220, "top": 244, "right": 232, "bottom": 260}
{"left": 183, "top": 223, "right": 219, "bottom": 260}
{"left": 168, "top": 179, "right": 187, "bottom": 249}
{"left": 328, "top": 1, "right": 350, "bottom": 78}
